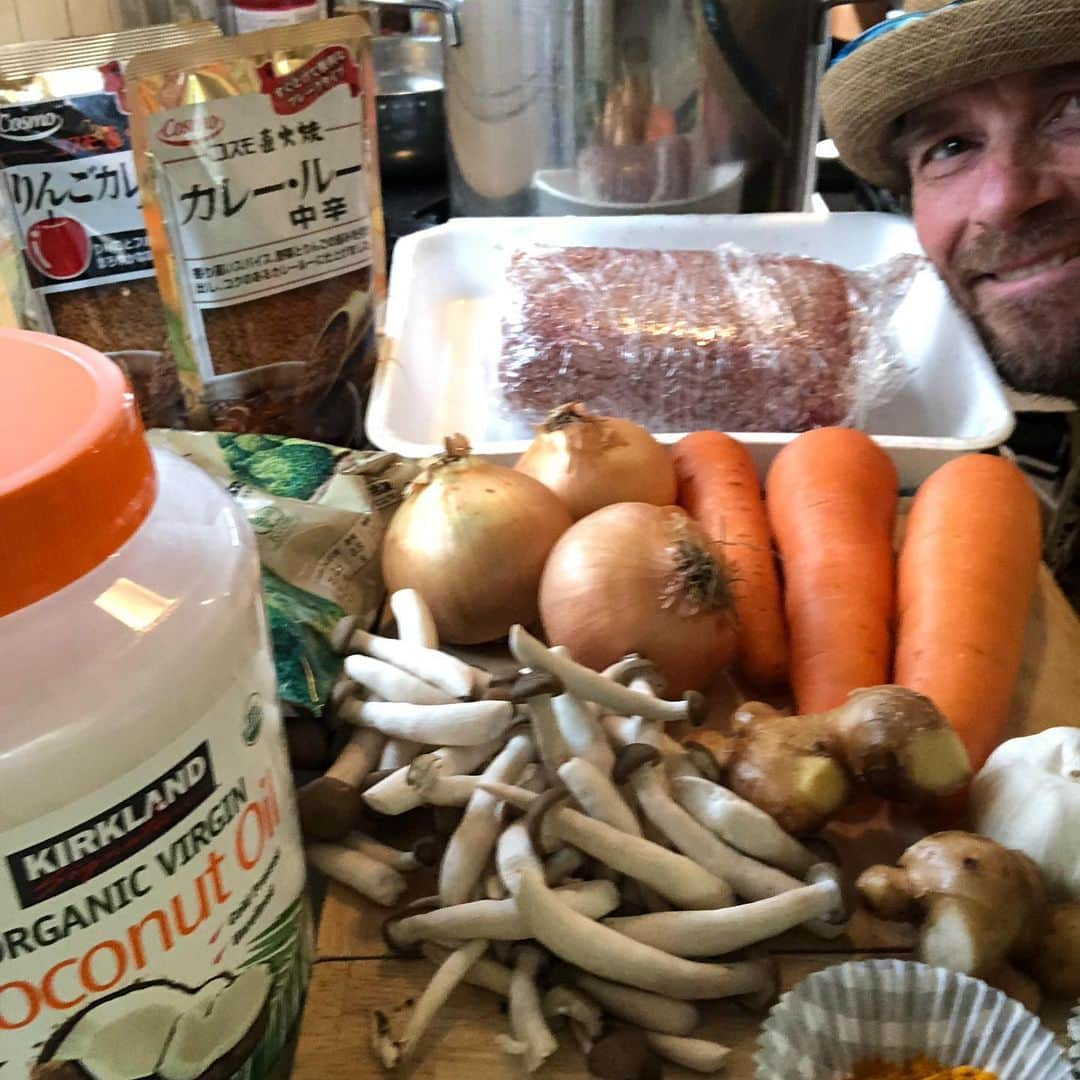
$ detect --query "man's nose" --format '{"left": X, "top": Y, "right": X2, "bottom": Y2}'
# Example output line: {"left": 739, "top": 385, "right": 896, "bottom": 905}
{"left": 970, "top": 141, "right": 1068, "bottom": 232}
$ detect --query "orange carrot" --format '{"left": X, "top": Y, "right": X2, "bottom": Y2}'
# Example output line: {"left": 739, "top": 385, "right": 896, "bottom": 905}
{"left": 673, "top": 431, "right": 789, "bottom": 687}
{"left": 895, "top": 454, "right": 1041, "bottom": 771}
{"left": 765, "top": 428, "right": 898, "bottom": 714}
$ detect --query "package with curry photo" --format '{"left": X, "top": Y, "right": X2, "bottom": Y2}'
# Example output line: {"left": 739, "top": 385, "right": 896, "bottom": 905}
{"left": 128, "top": 16, "right": 385, "bottom": 446}
{"left": 0, "top": 22, "right": 222, "bottom": 428}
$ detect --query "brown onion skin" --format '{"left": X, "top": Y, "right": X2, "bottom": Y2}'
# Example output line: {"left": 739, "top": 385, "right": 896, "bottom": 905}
{"left": 515, "top": 414, "right": 677, "bottom": 521}
{"left": 382, "top": 458, "right": 572, "bottom": 645}
{"left": 539, "top": 502, "right": 736, "bottom": 694}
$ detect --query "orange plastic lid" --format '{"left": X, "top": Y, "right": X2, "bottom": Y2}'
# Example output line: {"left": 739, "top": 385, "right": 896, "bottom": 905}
{"left": 0, "top": 329, "right": 156, "bottom": 617}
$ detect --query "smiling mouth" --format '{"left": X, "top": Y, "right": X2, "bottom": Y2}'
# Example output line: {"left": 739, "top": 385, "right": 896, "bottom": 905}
{"left": 972, "top": 248, "right": 1080, "bottom": 286}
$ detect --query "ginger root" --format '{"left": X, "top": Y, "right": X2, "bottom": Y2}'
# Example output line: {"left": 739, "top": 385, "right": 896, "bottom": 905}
{"left": 684, "top": 686, "right": 971, "bottom": 836}
{"left": 858, "top": 831, "right": 1080, "bottom": 1008}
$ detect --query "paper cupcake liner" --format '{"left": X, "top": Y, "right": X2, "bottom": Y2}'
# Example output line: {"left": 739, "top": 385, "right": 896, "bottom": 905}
{"left": 1067, "top": 1002, "right": 1079, "bottom": 1078}
{"left": 756, "top": 959, "right": 1069, "bottom": 1080}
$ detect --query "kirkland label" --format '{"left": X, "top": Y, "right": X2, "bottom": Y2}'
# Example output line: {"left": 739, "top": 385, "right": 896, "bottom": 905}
{"left": 0, "top": 666, "right": 310, "bottom": 1079}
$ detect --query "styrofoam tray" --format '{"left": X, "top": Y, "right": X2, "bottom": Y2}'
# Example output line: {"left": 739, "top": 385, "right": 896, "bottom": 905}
{"left": 367, "top": 213, "right": 1015, "bottom": 487}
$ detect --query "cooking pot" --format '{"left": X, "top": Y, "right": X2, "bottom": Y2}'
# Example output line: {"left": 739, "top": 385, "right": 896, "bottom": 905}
{"left": 373, "top": 34, "right": 446, "bottom": 181}
{"left": 365, "top": 0, "right": 834, "bottom": 217}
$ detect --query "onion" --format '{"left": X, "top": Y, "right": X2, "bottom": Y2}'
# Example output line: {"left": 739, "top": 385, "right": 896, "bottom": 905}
{"left": 515, "top": 403, "right": 676, "bottom": 520}
{"left": 539, "top": 503, "right": 736, "bottom": 694}
{"left": 382, "top": 436, "right": 572, "bottom": 645}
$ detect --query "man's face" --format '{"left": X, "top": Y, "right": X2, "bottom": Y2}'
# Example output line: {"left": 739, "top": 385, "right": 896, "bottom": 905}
{"left": 900, "top": 64, "right": 1080, "bottom": 398}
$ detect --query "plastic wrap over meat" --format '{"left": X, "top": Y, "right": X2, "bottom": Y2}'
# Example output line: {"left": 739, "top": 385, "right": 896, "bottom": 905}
{"left": 498, "top": 245, "right": 920, "bottom": 433}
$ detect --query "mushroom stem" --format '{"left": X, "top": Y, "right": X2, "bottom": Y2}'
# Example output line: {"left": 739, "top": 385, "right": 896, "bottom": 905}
{"left": 406, "top": 762, "right": 480, "bottom": 806}
{"left": 509, "top": 625, "right": 705, "bottom": 726}
{"left": 571, "top": 974, "right": 700, "bottom": 1036}
{"left": 389, "top": 882, "right": 621, "bottom": 946}
{"left": 327, "top": 727, "right": 385, "bottom": 787}
{"left": 420, "top": 943, "right": 511, "bottom": 998}
{"left": 378, "top": 737, "right": 423, "bottom": 771}
{"left": 389, "top": 588, "right": 439, "bottom": 649}
{"left": 306, "top": 843, "right": 407, "bottom": 906}
{"left": 343, "top": 654, "right": 456, "bottom": 705}
{"left": 557, "top": 758, "right": 641, "bottom": 836}
{"left": 341, "top": 832, "right": 420, "bottom": 873}
{"left": 498, "top": 824, "right": 769, "bottom": 1000}
{"left": 671, "top": 775, "right": 818, "bottom": 877}
{"left": 503, "top": 946, "right": 558, "bottom": 1073}
{"left": 551, "top": 692, "right": 614, "bottom": 775}
{"left": 363, "top": 739, "right": 504, "bottom": 815}
{"left": 544, "top": 846, "right": 586, "bottom": 886}
{"left": 333, "top": 617, "right": 479, "bottom": 699}
{"left": 644, "top": 1032, "right": 731, "bottom": 1073}
{"left": 627, "top": 755, "right": 804, "bottom": 902}
{"left": 374, "top": 937, "right": 489, "bottom": 1070}
{"left": 483, "top": 782, "right": 732, "bottom": 909}
{"left": 440, "top": 732, "right": 536, "bottom": 906}
{"left": 603, "top": 869, "right": 846, "bottom": 957}
{"left": 341, "top": 698, "right": 515, "bottom": 746}
{"left": 526, "top": 693, "right": 571, "bottom": 781}
{"left": 542, "top": 985, "right": 604, "bottom": 1041}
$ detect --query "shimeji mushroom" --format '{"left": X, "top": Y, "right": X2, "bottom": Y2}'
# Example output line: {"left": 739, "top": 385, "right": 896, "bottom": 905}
{"left": 509, "top": 626, "right": 706, "bottom": 727}
{"left": 670, "top": 775, "right": 818, "bottom": 877}
{"left": 644, "top": 1032, "right": 731, "bottom": 1073}
{"left": 341, "top": 698, "right": 516, "bottom": 747}
{"left": 333, "top": 615, "right": 481, "bottom": 699}
{"left": 551, "top": 691, "right": 614, "bottom": 774}
{"left": 341, "top": 832, "right": 438, "bottom": 874}
{"left": 439, "top": 731, "right": 536, "bottom": 906}
{"left": 496, "top": 823, "right": 771, "bottom": 1000}
{"left": 602, "top": 864, "right": 846, "bottom": 956}
{"left": 296, "top": 727, "right": 384, "bottom": 841}
{"left": 570, "top": 974, "right": 700, "bottom": 1037}
{"left": 481, "top": 781, "right": 733, "bottom": 909}
{"left": 306, "top": 842, "right": 407, "bottom": 906}
{"left": 496, "top": 946, "right": 559, "bottom": 1073}
{"left": 616, "top": 745, "right": 809, "bottom": 903}
{"left": 372, "top": 938, "right": 489, "bottom": 1070}
{"left": 386, "top": 882, "right": 621, "bottom": 948}
{"left": 343, "top": 653, "right": 457, "bottom": 705}
{"left": 510, "top": 671, "right": 571, "bottom": 780}
{"left": 389, "top": 588, "right": 439, "bottom": 650}
{"left": 557, "top": 757, "right": 641, "bottom": 836}
{"left": 362, "top": 739, "right": 504, "bottom": 815}
{"left": 378, "top": 737, "right": 423, "bottom": 771}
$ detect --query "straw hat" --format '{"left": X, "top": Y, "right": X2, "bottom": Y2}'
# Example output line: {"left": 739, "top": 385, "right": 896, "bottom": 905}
{"left": 821, "top": 0, "right": 1080, "bottom": 190}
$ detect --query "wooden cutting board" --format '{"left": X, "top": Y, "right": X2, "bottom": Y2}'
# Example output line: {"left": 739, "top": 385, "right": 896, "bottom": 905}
{"left": 291, "top": 569, "right": 1080, "bottom": 1079}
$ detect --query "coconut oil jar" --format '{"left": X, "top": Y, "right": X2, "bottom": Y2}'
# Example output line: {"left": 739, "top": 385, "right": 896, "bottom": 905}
{"left": 0, "top": 330, "right": 310, "bottom": 1077}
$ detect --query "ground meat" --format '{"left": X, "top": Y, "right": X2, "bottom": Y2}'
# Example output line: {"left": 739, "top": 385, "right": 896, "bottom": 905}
{"left": 499, "top": 246, "right": 859, "bottom": 432}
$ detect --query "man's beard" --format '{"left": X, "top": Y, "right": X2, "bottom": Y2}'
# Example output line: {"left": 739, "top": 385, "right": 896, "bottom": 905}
{"left": 948, "top": 214, "right": 1080, "bottom": 401}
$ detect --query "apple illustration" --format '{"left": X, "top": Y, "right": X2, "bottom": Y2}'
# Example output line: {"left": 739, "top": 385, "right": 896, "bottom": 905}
{"left": 26, "top": 213, "right": 91, "bottom": 281}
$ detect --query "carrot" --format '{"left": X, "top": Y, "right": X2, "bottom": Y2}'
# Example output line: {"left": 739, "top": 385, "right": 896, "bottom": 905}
{"left": 765, "top": 428, "right": 898, "bottom": 714}
{"left": 895, "top": 454, "right": 1041, "bottom": 771}
{"left": 672, "top": 431, "right": 789, "bottom": 687}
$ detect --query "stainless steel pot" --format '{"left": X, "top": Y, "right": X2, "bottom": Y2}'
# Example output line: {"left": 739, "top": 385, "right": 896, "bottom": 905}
{"left": 367, "top": 0, "right": 832, "bottom": 217}
{"left": 373, "top": 34, "right": 447, "bottom": 181}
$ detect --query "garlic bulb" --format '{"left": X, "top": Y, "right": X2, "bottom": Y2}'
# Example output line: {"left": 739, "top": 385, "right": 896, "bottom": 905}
{"left": 971, "top": 727, "right": 1080, "bottom": 901}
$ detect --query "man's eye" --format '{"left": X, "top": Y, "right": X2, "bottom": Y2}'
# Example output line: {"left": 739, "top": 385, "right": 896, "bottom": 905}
{"left": 1057, "top": 92, "right": 1080, "bottom": 119}
{"left": 924, "top": 136, "right": 971, "bottom": 163}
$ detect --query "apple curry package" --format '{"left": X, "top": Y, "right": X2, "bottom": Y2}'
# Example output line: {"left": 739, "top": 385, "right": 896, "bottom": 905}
{"left": 127, "top": 17, "right": 385, "bottom": 447}
{"left": 0, "top": 22, "right": 221, "bottom": 427}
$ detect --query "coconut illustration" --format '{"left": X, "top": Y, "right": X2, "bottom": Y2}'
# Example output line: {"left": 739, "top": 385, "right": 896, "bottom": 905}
{"left": 32, "top": 966, "right": 273, "bottom": 1080}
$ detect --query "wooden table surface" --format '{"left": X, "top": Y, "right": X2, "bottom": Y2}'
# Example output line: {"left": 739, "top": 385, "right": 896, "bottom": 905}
{"left": 290, "top": 568, "right": 1080, "bottom": 1078}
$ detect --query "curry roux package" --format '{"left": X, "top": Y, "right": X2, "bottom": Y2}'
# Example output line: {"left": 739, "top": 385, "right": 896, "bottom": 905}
{"left": 128, "top": 16, "right": 385, "bottom": 447}
{"left": 0, "top": 23, "right": 222, "bottom": 428}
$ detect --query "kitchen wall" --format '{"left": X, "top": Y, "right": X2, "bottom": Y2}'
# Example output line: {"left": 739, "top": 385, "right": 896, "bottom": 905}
{"left": 0, "top": 0, "right": 220, "bottom": 43}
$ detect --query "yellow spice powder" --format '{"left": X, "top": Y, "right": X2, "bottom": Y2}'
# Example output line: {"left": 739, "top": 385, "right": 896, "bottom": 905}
{"left": 845, "top": 1057, "right": 998, "bottom": 1080}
